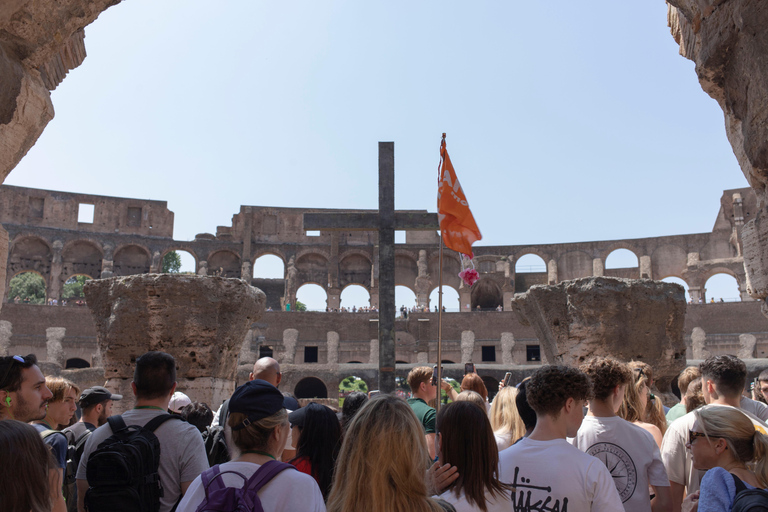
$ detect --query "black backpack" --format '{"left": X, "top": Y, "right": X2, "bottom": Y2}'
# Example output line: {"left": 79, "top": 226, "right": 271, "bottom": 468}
{"left": 62, "top": 428, "right": 93, "bottom": 512}
{"left": 202, "top": 400, "right": 231, "bottom": 467}
{"left": 731, "top": 473, "right": 768, "bottom": 512}
{"left": 84, "top": 414, "right": 181, "bottom": 512}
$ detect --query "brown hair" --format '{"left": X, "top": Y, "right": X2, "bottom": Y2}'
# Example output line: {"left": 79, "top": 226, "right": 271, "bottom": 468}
{"left": 526, "top": 365, "right": 592, "bottom": 418}
{"left": 685, "top": 380, "right": 705, "bottom": 413}
{"left": 326, "top": 395, "right": 445, "bottom": 512}
{"left": 460, "top": 373, "right": 488, "bottom": 401}
{"left": 407, "top": 367, "right": 433, "bottom": 394}
{"left": 437, "top": 402, "right": 512, "bottom": 512}
{"left": 580, "top": 357, "right": 632, "bottom": 402}
{"left": 699, "top": 355, "right": 747, "bottom": 398}
{"left": 44, "top": 376, "right": 80, "bottom": 403}
{"left": 677, "top": 366, "right": 701, "bottom": 395}
{"left": 0, "top": 420, "right": 52, "bottom": 512}
{"left": 618, "top": 369, "right": 648, "bottom": 423}
{"left": 628, "top": 361, "right": 667, "bottom": 435}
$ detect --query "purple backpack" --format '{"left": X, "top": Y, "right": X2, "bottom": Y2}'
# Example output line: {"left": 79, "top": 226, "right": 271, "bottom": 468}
{"left": 194, "top": 460, "right": 296, "bottom": 512}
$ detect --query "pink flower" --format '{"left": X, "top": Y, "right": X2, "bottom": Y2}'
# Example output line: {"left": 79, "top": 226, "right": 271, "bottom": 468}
{"left": 459, "top": 268, "right": 479, "bottom": 287}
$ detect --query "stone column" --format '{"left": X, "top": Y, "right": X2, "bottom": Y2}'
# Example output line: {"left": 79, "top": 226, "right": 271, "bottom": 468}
{"left": 547, "top": 259, "right": 558, "bottom": 285}
{"left": 459, "top": 288, "right": 471, "bottom": 312}
{"left": 327, "top": 331, "right": 339, "bottom": 365}
{"left": 238, "top": 329, "right": 258, "bottom": 366}
{"left": 0, "top": 320, "right": 11, "bottom": 356}
{"left": 149, "top": 250, "right": 162, "bottom": 274}
{"left": 461, "top": 330, "right": 475, "bottom": 364}
{"left": 326, "top": 288, "right": 341, "bottom": 311}
{"left": 46, "top": 327, "right": 66, "bottom": 366}
{"left": 197, "top": 260, "right": 208, "bottom": 276}
{"left": 688, "top": 286, "right": 702, "bottom": 304}
{"left": 415, "top": 250, "right": 431, "bottom": 309}
{"left": 369, "top": 338, "right": 379, "bottom": 365}
{"left": 640, "top": 255, "right": 652, "bottom": 279}
{"left": 282, "top": 329, "right": 298, "bottom": 364}
{"left": 48, "top": 240, "right": 63, "bottom": 302}
{"left": 691, "top": 327, "right": 710, "bottom": 360}
{"left": 501, "top": 332, "right": 516, "bottom": 365}
{"left": 240, "top": 260, "right": 253, "bottom": 282}
{"left": 369, "top": 287, "right": 379, "bottom": 309}
{"left": 738, "top": 333, "right": 757, "bottom": 359}
{"left": 101, "top": 243, "right": 115, "bottom": 278}
{"left": 592, "top": 258, "right": 604, "bottom": 277}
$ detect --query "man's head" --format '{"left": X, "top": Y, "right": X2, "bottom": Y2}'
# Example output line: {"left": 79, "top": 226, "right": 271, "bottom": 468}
{"left": 133, "top": 351, "right": 177, "bottom": 401}
{"left": 699, "top": 355, "right": 747, "bottom": 403}
{"left": 407, "top": 366, "right": 436, "bottom": 400}
{"left": 249, "top": 357, "right": 281, "bottom": 387}
{"left": 526, "top": 365, "right": 593, "bottom": 436}
{"left": 0, "top": 354, "right": 53, "bottom": 422}
{"left": 44, "top": 377, "right": 80, "bottom": 428}
{"left": 79, "top": 386, "right": 122, "bottom": 426}
{"left": 757, "top": 369, "right": 768, "bottom": 400}
{"left": 579, "top": 357, "right": 631, "bottom": 409}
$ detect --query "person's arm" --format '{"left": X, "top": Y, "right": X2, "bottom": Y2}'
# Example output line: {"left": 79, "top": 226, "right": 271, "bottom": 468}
{"left": 670, "top": 481, "right": 685, "bottom": 512}
{"left": 651, "top": 485, "right": 673, "bottom": 512}
{"left": 76, "top": 479, "right": 88, "bottom": 512}
{"left": 425, "top": 433, "right": 437, "bottom": 460}
{"left": 440, "top": 380, "right": 458, "bottom": 402}
{"left": 181, "top": 480, "right": 193, "bottom": 496}
{"left": 50, "top": 468, "right": 65, "bottom": 512}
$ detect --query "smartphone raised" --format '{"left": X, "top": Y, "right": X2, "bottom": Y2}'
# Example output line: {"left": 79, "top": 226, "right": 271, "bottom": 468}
{"left": 464, "top": 362, "right": 475, "bottom": 374}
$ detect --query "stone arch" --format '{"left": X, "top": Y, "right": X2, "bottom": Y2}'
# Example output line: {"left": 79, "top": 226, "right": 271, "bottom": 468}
{"left": 513, "top": 252, "right": 547, "bottom": 273}
{"left": 513, "top": 249, "right": 549, "bottom": 268}
{"left": 113, "top": 244, "right": 151, "bottom": 276}
{"left": 604, "top": 248, "right": 640, "bottom": 269}
{"left": 7, "top": 270, "right": 47, "bottom": 304}
{"left": 296, "top": 283, "right": 328, "bottom": 311}
{"left": 703, "top": 271, "right": 741, "bottom": 302}
{"left": 252, "top": 252, "right": 286, "bottom": 279}
{"left": 207, "top": 249, "right": 241, "bottom": 278}
{"left": 429, "top": 284, "right": 460, "bottom": 311}
{"left": 600, "top": 242, "right": 641, "bottom": 262}
{"left": 65, "top": 357, "right": 90, "bottom": 369}
{"left": 395, "top": 253, "right": 418, "bottom": 287}
{"left": 8, "top": 235, "right": 52, "bottom": 280}
{"left": 159, "top": 247, "right": 199, "bottom": 273}
{"left": 395, "top": 285, "right": 418, "bottom": 311}
{"left": 661, "top": 276, "right": 691, "bottom": 302}
{"left": 470, "top": 277, "right": 503, "bottom": 310}
{"left": 61, "top": 274, "right": 92, "bottom": 301}
{"left": 294, "top": 377, "right": 329, "bottom": 399}
{"left": 253, "top": 248, "right": 288, "bottom": 263}
{"left": 474, "top": 255, "right": 499, "bottom": 274}
{"left": 340, "top": 284, "right": 371, "bottom": 310}
{"left": 339, "top": 252, "right": 372, "bottom": 288}
{"left": 339, "top": 375, "right": 369, "bottom": 396}
{"left": 428, "top": 252, "right": 462, "bottom": 290}
{"left": 61, "top": 239, "right": 103, "bottom": 280}
{"left": 296, "top": 252, "right": 329, "bottom": 286}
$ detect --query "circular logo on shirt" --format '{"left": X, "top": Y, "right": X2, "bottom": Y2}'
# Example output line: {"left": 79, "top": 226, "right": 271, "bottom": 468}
{"left": 586, "top": 442, "right": 637, "bottom": 502}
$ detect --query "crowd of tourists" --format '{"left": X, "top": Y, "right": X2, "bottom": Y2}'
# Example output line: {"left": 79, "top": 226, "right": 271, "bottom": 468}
{"left": 3, "top": 352, "right": 768, "bottom": 511}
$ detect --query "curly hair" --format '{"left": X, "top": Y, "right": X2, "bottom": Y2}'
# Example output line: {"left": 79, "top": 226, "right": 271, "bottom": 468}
{"left": 579, "top": 357, "right": 632, "bottom": 402}
{"left": 525, "top": 365, "right": 592, "bottom": 417}
{"left": 699, "top": 355, "right": 747, "bottom": 398}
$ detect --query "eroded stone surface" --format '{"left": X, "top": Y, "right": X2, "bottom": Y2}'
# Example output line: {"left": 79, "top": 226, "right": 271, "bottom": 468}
{"left": 84, "top": 274, "right": 264, "bottom": 409}
{"left": 45, "top": 327, "right": 65, "bottom": 366}
{"left": 738, "top": 333, "right": 757, "bottom": 359}
{"left": 511, "top": 277, "right": 687, "bottom": 390}
{"left": 691, "top": 327, "right": 711, "bottom": 359}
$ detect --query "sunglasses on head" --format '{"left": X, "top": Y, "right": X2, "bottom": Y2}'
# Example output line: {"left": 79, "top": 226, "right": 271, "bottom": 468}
{"left": 0, "top": 355, "right": 25, "bottom": 389}
{"left": 689, "top": 430, "right": 707, "bottom": 444}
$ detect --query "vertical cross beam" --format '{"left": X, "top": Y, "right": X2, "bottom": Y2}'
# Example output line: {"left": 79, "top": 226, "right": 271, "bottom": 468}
{"left": 378, "top": 142, "right": 396, "bottom": 393}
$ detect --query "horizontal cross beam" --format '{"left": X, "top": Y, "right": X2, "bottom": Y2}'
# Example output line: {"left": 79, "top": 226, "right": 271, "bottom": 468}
{"left": 303, "top": 212, "right": 438, "bottom": 232}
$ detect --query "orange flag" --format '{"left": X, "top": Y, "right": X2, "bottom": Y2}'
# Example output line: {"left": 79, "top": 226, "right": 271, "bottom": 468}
{"left": 437, "top": 134, "right": 482, "bottom": 257}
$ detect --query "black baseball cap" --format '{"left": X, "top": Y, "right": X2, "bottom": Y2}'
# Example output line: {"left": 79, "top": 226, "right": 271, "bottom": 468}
{"left": 229, "top": 379, "right": 285, "bottom": 431}
{"left": 79, "top": 386, "right": 123, "bottom": 408}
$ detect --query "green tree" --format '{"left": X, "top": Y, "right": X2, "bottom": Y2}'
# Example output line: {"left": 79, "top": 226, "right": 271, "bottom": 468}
{"left": 62, "top": 275, "right": 90, "bottom": 299}
{"left": 295, "top": 300, "right": 307, "bottom": 312}
{"left": 9, "top": 272, "right": 46, "bottom": 304}
{"left": 162, "top": 251, "right": 182, "bottom": 273}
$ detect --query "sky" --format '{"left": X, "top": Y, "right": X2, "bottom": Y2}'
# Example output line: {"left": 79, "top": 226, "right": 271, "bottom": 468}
{"left": 6, "top": 1, "right": 749, "bottom": 308}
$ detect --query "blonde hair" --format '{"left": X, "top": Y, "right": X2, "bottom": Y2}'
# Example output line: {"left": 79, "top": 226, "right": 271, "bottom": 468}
{"left": 45, "top": 376, "right": 80, "bottom": 403}
{"left": 678, "top": 366, "right": 701, "bottom": 395}
{"left": 488, "top": 386, "right": 525, "bottom": 442}
{"left": 694, "top": 406, "right": 768, "bottom": 487}
{"left": 227, "top": 409, "right": 287, "bottom": 453}
{"left": 407, "top": 367, "right": 433, "bottom": 393}
{"left": 626, "top": 362, "right": 667, "bottom": 435}
{"left": 456, "top": 390, "right": 486, "bottom": 410}
{"left": 326, "top": 395, "right": 445, "bottom": 512}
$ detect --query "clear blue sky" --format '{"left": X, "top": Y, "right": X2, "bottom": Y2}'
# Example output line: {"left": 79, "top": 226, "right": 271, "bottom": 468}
{"left": 7, "top": 1, "right": 748, "bottom": 308}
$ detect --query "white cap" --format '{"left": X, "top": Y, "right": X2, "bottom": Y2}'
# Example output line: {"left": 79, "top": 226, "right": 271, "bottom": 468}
{"left": 168, "top": 391, "right": 192, "bottom": 413}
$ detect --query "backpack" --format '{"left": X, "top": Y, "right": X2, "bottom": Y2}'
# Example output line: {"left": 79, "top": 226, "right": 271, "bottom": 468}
{"left": 194, "top": 460, "right": 295, "bottom": 512}
{"left": 202, "top": 399, "right": 231, "bottom": 467}
{"left": 84, "top": 414, "right": 181, "bottom": 512}
{"left": 62, "top": 428, "right": 93, "bottom": 512}
{"left": 731, "top": 473, "right": 768, "bottom": 512}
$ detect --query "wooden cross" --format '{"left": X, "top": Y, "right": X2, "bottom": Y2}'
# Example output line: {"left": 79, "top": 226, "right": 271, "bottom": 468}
{"left": 303, "top": 142, "right": 439, "bottom": 393}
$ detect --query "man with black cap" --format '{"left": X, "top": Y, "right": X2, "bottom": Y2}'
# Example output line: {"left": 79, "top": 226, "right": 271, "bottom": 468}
{"left": 63, "top": 386, "right": 122, "bottom": 441}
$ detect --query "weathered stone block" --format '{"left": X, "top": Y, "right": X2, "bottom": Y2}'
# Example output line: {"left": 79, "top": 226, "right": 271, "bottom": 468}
{"left": 461, "top": 331, "right": 475, "bottom": 364}
{"left": 511, "top": 277, "right": 687, "bottom": 390}
{"left": 691, "top": 327, "right": 711, "bottom": 360}
{"left": 84, "top": 274, "right": 265, "bottom": 410}
{"left": 739, "top": 333, "right": 757, "bottom": 359}
{"left": 743, "top": 208, "right": 768, "bottom": 300}
{"left": 501, "top": 332, "right": 516, "bottom": 366}
{"left": 45, "top": 327, "right": 66, "bottom": 366}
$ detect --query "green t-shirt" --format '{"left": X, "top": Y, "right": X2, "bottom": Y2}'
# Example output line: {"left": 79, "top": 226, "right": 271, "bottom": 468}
{"left": 665, "top": 402, "right": 686, "bottom": 425}
{"left": 407, "top": 397, "right": 436, "bottom": 434}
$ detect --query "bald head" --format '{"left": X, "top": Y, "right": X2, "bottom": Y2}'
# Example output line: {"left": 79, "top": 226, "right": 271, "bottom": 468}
{"left": 249, "top": 357, "right": 281, "bottom": 387}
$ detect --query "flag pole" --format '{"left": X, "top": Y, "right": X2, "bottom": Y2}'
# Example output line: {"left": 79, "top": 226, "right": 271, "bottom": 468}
{"left": 436, "top": 236, "right": 444, "bottom": 415}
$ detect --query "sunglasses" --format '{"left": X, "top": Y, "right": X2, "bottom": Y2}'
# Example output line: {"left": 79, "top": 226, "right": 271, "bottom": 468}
{"left": 0, "top": 355, "right": 25, "bottom": 389}
{"left": 689, "top": 430, "right": 707, "bottom": 444}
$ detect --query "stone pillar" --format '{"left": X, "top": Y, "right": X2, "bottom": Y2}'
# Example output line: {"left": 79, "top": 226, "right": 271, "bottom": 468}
{"left": 461, "top": 331, "right": 475, "bottom": 364}
{"left": 0, "top": 320, "right": 11, "bottom": 357}
{"left": 547, "top": 259, "right": 557, "bottom": 285}
{"left": 415, "top": 250, "right": 431, "bottom": 309}
{"left": 240, "top": 260, "right": 253, "bottom": 282}
{"left": 592, "top": 258, "right": 604, "bottom": 277}
{"left": 326, "top": 288, "right": 341, "bottom": 311}
{"left": 150, "top": 250, "right": 162, "bottom": 274}
{"left": 238, "top": 329, "right": 258, "bottom": 366}
{"left": 327, "top": 331, "right": 339, "bottom": 365}
{"left": 639, "top": 255, "right": 652, "bottom": 279}
{"left": 282, "top": 329, "right": 298, "bottom": 364}
{"left": 691, "top": 327, "right": 710, "bottom": 360}
{"left": 369, "top": 338, "right": 379, "bottom": 365}
{"left": 501, "top": 332, "right": 516, "bottom": 365}
{"left": 83, "top": 275, "right": 265, "bottom": 412}
{"left": 101, "top": 243, "right": 115, "bottom": 278}
{"left": 0, "top": 226, "right": 8, "bottom": 309}
{"left": 46, "top": 327, "right": 66, "bottom": 367}
{"left": 48, "top": 240, "right": 63, "bottom": 302}
{"left": 688, "top": 286, "right": 702, "bottom": 304}
{"left": 738, "top": 333, "right": 757, "bottom": 359}
{"left": 687, "top": 252, "right": 700, "bottom": 267}
{"left": 369, "top": 287, "right": 379, "bottom": 309}
{"left": 459, "top": 289, "right": 471, "bottom": 312}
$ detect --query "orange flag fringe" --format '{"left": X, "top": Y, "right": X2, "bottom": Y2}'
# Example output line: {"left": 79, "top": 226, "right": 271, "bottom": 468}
{"left": 437, "top": 134, "right": 482, "bottom": 257}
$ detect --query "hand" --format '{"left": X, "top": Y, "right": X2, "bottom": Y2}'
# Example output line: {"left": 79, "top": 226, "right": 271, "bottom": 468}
{"left": 681, "top": 491, "right": 699, "bottom": 512}
{"left": 426, "top": 461, "right": 459, "bottom": 495}
{"left": 499, "top": 381, "right": 506, "bottom": 391}
{"left": 440, "top": 380, "right": 452, "bottom": 392}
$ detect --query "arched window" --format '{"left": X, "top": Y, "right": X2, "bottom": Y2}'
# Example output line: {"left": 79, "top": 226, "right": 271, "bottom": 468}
{"left": 704, "top": 273, "right": 740, "bottom": 302}
{"left": 661, "top": 277, "right": 690, "bottom": 303}
{"left": 515, "top": 254, "right": 546, "bottom": 273}
{"left": 253, "top": 254, "right": 285, "bottom": 279}
{"left": 395, "top": 286, "right": 417, "bottom": 313}
{"left": 294, "top": 377, "right": 328, "bottom": 399}
{"left": 296, "top": 283, "right": 327, "bottom": 311}
{"left": 429, "top": 286, "right": 460, "bottom": 312}
{"left": 605, "top": 249, "right": 639, "bottom": 269}
{"left": 8, "top": 271, "right": 46, "bottom": 304}
{"left": 340, "top": 285, "right": 371, "bottom": 310}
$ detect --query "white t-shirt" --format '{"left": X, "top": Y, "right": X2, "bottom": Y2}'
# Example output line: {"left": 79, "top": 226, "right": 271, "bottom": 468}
{"left": 660, "top": 404, "right": 768, "bottom": 495}
{"left": 572, "top": 415, "right": 669, "bottom": 512}
{"left": 494, "top": 430, "right": 514, "bottom": 451}
{"left": 76, "top": 408, "right": 210, "bottom": 512}
{"left": 499, "top": 437, "right": 623, "bottom": 511}
{"left": 438, "top": 487, "right": 512, "bottom": 512}
{"left": 176, "top": 461, "right": 326, "bottom": 512}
